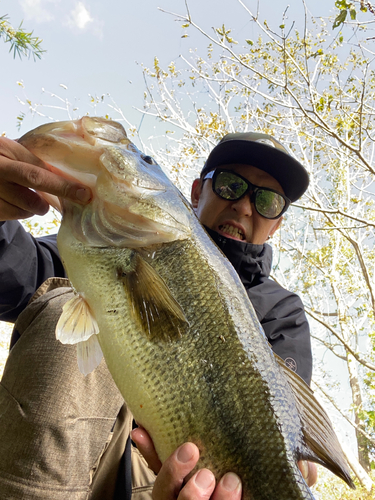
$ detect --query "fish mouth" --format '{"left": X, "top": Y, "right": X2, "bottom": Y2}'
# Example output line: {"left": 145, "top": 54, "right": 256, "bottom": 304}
{"left": 19, "top": 117, "right": 192, "bottom": 249}
{"left": 218, "top": 223, "right": 246, "bottom": 241}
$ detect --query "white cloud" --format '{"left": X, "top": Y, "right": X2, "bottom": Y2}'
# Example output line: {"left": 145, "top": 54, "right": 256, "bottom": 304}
{"left": 67, "top": 2, "right": 93, "bottom": 30}
{"left": 20, "top": 0, "right": 102, "bottom": 37}
{"left": 19, "top": 0, "right": 58, "bottom": 23}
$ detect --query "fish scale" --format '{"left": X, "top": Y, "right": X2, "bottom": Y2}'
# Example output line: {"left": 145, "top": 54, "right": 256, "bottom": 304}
{"left": 56, "top": 218, "right": 312, "bottom": 499}
{"left": 18, "top": 117, "right": 355, "bottom": 500}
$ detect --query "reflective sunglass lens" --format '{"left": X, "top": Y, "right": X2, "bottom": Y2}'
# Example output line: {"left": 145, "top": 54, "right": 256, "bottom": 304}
{"left": 214, "top": 172, "right": 247, "bottom": 200}
{"left": 210, "top": 169, "right": 288, "bottom": 219}
{"left": 255, "top": 190, "right": 285, "bottom": 218}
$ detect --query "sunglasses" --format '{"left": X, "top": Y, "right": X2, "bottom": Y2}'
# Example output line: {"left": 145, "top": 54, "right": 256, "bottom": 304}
{"left": 203, "top": 169, "right": 290, "bottom": 219}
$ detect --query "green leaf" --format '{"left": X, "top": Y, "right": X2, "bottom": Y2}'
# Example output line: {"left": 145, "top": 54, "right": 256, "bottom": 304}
{"left": 0, "top": 15, "right": 45, "bottom": 61}
{"left": 16, "top": 111, "right": 25, "bottom": 131}
{"left": 350, "top": 7, "right": 356, "bottom": 20}
{"left": 335, "top": 0, "right": 349, "bottom": 8}
{"left": 246, "top": 39, "right": 254, "bottom": 45}
{"left": 333, "top": 9, "right": 347, "bottom": 29}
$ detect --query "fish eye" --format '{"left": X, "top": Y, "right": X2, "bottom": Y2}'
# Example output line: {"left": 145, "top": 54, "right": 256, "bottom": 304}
{"left": 142, "top": 155, "right": 154, "bottom": 165}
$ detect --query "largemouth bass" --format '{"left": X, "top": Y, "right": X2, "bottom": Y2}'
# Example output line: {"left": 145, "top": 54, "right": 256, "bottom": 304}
{"left": 19, "top": 117, "right": 354, "bottom": 499}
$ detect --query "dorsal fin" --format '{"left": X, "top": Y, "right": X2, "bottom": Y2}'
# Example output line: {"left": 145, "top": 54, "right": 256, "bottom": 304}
{"left": 275, "top": 355, "right": 355, "bottom": 488}
{"left": 118, "top": 252, "right": 188, "bottom": 342}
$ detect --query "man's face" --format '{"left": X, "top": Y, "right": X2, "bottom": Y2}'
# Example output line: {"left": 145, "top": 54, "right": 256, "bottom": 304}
{"left": 191, "top": 164, "right": 283, "bottom": 245}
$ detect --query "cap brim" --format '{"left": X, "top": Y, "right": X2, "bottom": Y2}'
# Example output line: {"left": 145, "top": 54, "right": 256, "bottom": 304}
{"left": 202, "top": 140, "right": 309, "bottom": 202}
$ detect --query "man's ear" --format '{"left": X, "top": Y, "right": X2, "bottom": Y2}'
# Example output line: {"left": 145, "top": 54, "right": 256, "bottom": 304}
{"left": 191, "top": 178, "right": 202, "bottom": 209}
{"left": 269, "top": 216, "right": 283, "bottom": 238}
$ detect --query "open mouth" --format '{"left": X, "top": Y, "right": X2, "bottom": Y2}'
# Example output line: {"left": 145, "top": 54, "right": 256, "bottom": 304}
{"left": 219, "top": 224, "right": 245, "bottom": 241}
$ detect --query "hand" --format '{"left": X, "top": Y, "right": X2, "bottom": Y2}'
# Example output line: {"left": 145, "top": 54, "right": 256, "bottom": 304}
{"left": 298, "top": 460, "right": 318, "bottom": 487}
{"left": 131, "top": 427, "right": 318, "bottom": 498}
{"left": 131, "top": 427, "right": 242, "bottom": 500}
{"left": 0, "top": 137, "right": 91, "bottom": 221}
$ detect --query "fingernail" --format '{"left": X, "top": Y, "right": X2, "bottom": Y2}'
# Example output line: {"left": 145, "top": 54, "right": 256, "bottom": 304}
{"left": 176, "top": 443, "right": 195, "bottom": 464}
{"left": 221, "top": 472, "right": 241, "bottom": 492}
{"left": 130, "top": 428, "right": 144, "bottom": 441}
{"left": 194, "top": 469, "right": 214, "bottom": 489}
{"left": 75, "top": 188, "right": 91, "bottom": 203}
{"left": 300, "top": 460, "right": 309, "bottom": 480}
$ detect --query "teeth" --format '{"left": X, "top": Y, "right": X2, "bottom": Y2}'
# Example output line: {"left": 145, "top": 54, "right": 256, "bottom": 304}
{"left": 220, "top": 224, "right": 245, "bottom": 240}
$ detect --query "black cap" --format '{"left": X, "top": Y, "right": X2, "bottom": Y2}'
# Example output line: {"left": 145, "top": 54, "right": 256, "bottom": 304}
{"left": 201, "top": 132, "right": 309, "bottom": 202}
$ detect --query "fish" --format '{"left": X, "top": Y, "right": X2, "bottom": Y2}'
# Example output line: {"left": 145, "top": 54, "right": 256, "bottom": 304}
{"left": 19, "top": 117, "right": 355, "bottom": 499}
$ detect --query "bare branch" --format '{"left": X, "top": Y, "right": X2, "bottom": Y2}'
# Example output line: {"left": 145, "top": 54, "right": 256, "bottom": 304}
{"left": 306, "top": 308, "right": 375, "bottom": 372}
{"left": 310, "top": 334, "right": 347, "bottom": 361}
{"left": 313, "top": 380, "right": 375, "bottom": 447}
{"left": 292, "top": 203, "right": 375, "bottom": 229}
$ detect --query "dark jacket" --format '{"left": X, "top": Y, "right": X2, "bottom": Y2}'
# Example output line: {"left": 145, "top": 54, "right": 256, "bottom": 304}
{"left": 206, "top": 227, "right": 312, "bottom": 384}
{"left": 0, "top": 221, "right": 65, "bottom": 324}
{"left": 0, "top": 220, "right": 312, "bottom": 384}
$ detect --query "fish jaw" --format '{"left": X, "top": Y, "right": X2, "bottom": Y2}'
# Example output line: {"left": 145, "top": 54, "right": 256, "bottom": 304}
{"left": 19, "top": 117, "right": 192, "bottom": 248}
{"left": 18, "top": 118, "right": 116, "bottom": 186}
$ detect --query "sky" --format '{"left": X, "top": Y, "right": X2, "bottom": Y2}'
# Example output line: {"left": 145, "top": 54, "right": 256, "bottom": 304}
{"left": 0, "top": 0, "right": 364, "bottom": 464}
{"left": 1, "top": 0, "right": 337, "bottom": 142}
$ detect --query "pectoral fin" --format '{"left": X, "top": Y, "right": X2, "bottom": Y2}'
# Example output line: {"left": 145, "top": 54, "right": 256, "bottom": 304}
{"left": 276, "top": 355, "right": 355, "bottom": 488}
{"left": 118, "top": 253, "right": 188, "bottom": 342}
{"left": 56, "top": 294, "right": 99, "bottom": 344}
{"left": 77, "top": 335, "right": 104, "bottom": 376}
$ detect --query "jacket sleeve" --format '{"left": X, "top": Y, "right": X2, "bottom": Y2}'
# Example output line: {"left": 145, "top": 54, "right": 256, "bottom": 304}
{"left": 0, "top": 220, "right": 66, "bottom": 323}
{"left": 247, "top": 282, "right": 312, "bottom": 386}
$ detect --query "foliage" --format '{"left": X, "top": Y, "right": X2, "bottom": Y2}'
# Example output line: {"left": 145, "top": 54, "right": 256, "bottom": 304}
{"left": 332, "top": 1, "right": 375, "bottom": 30}
{"left": 138, "top": 0, "right": 375, "bottom": 485}
{"left": 0, "top": 13, "right": 45, "bottom": 60}
{"left": 313, "top": 466, "right": 375, "bottom": 499}
{"left": 21, "top": 211, "right": 61, "bottom": 237}
{"left": 5, "top": 0, "right": 375, "bottom": 493}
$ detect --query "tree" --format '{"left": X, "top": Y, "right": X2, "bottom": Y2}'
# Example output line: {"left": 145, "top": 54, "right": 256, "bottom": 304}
{"left": 137, "top": 0, "right": 375, "bottom": 488}
{"left": 0, "top": 13, "right": 45, "bottom": 60}
{"left": 332, "top": 1, "right": 375, "bottom": 30}
{"left": 2, "top": 0, "right": 374, "bottom": 494}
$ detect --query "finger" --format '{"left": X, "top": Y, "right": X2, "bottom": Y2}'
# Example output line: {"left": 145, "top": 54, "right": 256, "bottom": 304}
{"left": 0, "top": 183, "right": 50, "bottom": 218}
{"left": 0, "top": 137, "right": 50, "bottom": 170}
{"left": 210, "top": 473, "right": 242, "bottom": 500}
{"left": 1, "top": 161, "right": 91, "bottom": 205}
{"left": 178, "top": 469, "right": 216, "bottom": 500}
{"left": 0, "top": 198, "right": 37, "bottom": 221}
{"left": 151, "top": 442, "right": 200, "bottom": 500}
{"left": 0, "top": 138, "right": 91, "bottom": 205}
{"left": 298, "top": 461, "right": 318, "bottom": 487}
{"left": 131, "top": 427, "right": 162, "bottom": 474}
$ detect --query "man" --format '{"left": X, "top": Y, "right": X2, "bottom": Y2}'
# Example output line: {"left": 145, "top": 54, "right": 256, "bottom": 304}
{"left": 0, "top": 131, "right": 316, "bottom": 499}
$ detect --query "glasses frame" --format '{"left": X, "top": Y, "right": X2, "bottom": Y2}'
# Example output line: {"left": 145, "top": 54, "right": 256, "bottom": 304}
{"left": 203, "top": 169, "right": 291, "bottom": 220}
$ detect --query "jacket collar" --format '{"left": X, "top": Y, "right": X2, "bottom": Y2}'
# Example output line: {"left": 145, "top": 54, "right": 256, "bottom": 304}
{"left": 204, "top": 226, "right": 273, "bottom": 287}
